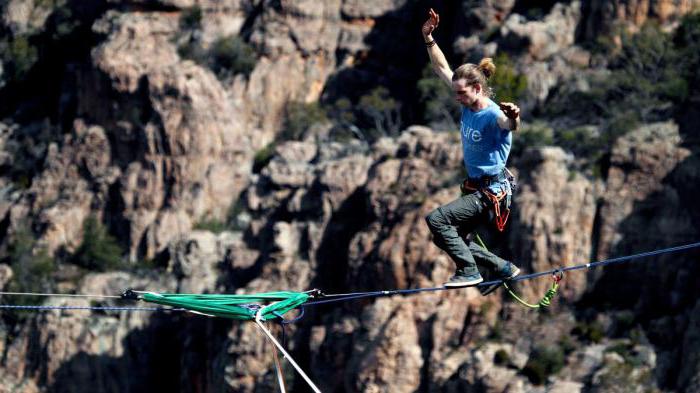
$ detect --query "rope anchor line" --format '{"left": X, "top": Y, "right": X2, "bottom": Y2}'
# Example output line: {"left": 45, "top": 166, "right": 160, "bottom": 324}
{"left": 0, "top": 242, "right": 699, "bottom": 314}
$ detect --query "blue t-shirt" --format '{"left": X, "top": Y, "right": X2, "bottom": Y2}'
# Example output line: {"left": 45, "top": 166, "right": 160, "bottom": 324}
{"left": 460, "top": 98, "right": 512, "bottom": 193}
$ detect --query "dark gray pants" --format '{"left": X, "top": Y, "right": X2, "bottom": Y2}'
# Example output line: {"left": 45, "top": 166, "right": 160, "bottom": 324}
{"left": 425, "top": 191, "right": 508, "bottom": 276}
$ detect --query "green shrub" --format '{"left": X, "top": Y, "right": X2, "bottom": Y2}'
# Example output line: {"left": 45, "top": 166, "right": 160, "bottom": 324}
{"left": 417, "top": 65, "right": 460, "bottom": 130}
{"left": 491, "top": 53, "right": 527, "bottom": 103}
{"left": 282, "top": 101, "right": 329, "bottom": 141}
{"left": 210, "top": 35, "right": 257, "bottom": 79}
{"left": 180, "top": 6, "right": 202, "bottom": 30}
{"left": 49, "top": 4, "right": 80, "bottom": 40}
{"left": 511, "top": 121, "right": 554, "bottom": 158}
{"left": 253, "top": 142, "right": 276, "bottom": 173}
{"left": 521, "top": 345, "right": 565, "bottom": 385}
{"left": 178, "top": 35, "right": 257, "bottom": 80}
{"left": 177, "top": 40, "right": 208, "bottom": 64}
{"left": 521, "top": 122, "right": 554, "bottom": 146}
{"left": 594, "top": 360, "right": 656, "bottom": 390}
{"left": 0, "top": 35, "right": 39, "bottom": 82}
{"left": 494, "top": 349, "right": 510, "bottom": 366}
{"left": 72, "top": 216, "right": 125, "bottom": 271}
{"left": 545, "top": 20, "right": 694, "bottom": 155}
{"left": 326, "top": 98, "right": 365, "bottom": 142}
{"left": 193, "top": 219, "right": 227, "bottom": 233}
{"left": 5, "top": 225, "right": 55, "bottom": 305}
{"left": 675, "top": 12, "right": 700, "bottom": 87}
{"left": 357, "top": 86, "right": 402, "bottom": 138}
{"left": 572, "top": 321, "right": 605, "bottom": 343}
{"left": 558, "top": 335, "right": 577, "bottom": 355}
{"left": 605, "top": 342, "right": 645, "bottom": 367}
{"left": 612, "top": 310, "right": 636, "bottom": 337}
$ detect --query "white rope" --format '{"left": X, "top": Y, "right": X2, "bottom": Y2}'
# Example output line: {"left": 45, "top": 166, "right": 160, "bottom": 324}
{"left": 271, "top": 338, "right": 287, "bottom": 393}
{"left": 254, "top": 311, "right": 321, "bottom": 393}
{"left": 0, "top": 291, "right": 121, "bottom": 299}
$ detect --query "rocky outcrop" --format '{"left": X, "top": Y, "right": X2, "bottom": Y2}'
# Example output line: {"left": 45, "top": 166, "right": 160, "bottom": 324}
{"left": 596, "top": 121, "right": 691, "bottom": 262}
{"left": 460, "top": 0, "right": 516, "bottom": 32}
{"left": 500, "top": 2, "right": 581, "bottom": 61}
{"left": 0, "top": 264, "right": 12, "bottom": 289}
{"left": 3, "top": 1, "right": 700, "bottom": 392}
{"left": 2, "top": 122, "right": 699, "bottom": 392}
{"left": 5, "top": 121, "right": 115, "bottom": 254}
{"left": 1, "top": 0, "right": 53, "bottom": 35}
{"left": 580, "top": 0, "right": 700, "bottom": 40}
{"left": 511, "top": 146, "right": 598, "bottom": 303}
{"left": 589, "top": 121, "right": 700, "bottom": 390}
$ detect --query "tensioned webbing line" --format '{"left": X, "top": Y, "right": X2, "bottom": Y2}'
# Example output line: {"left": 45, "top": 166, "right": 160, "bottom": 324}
{"left": 0, "top": 242, "right": 699, "bottom": 312}
{"left": 0, "top": 304, "right": 183, "bottom": 312}
{"left": 0, "top": 292, "right": 120, "bottom": 298}
{"left": 306, "top": 241, "right": 700, "bottom": 306}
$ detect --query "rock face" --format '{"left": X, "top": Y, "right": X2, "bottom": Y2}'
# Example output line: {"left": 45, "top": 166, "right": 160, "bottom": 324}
{"left": 1, "top": 0, "right": 349, "bottom": 261}
{"left": 511, "top": 146, "right": 597, "bottom": 303}
{"left": 596, "top": 122, "right": 692, "bottom": 262}
{"left": 6, "top": 121, "right": 117, "bottom": 254}
{"left": 2, "top": 123, "right": 700, "bottom": 391}
{"left": 2, "top": 1, "right": 700, "bottom": 392}
{"left": 580, "top": 0, "right": 700, "bottom": 40}
{"left": 500, "top": 2, "right": 581, "bottom": 61}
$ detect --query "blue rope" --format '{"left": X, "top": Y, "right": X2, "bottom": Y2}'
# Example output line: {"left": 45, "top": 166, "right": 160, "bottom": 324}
{"left": 1, "top": 242, "right": 698, "bottom": 316}
{"left": 0, "top": 304, "right": 182, "bottom": 312}
{"left": 307, "top": 241, "right": 700, "bottom": 306}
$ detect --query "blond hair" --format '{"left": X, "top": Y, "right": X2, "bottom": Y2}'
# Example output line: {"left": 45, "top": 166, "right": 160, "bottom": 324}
{"left": 452, "top": 58, "right": 496, "bottom": 97}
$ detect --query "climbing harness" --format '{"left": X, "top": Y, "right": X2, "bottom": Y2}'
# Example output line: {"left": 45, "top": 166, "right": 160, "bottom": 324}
{"left": 461, "top": 168, "right": 516, "bottom": 232}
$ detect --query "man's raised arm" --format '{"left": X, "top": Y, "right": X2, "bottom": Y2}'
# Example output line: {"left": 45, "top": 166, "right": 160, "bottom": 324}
{"left": 422, "top": 8, "right": 453, "bottom": 87}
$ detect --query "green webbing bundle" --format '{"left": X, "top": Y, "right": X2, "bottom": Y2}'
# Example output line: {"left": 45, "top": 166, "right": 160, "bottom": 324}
{"left": 503, "top": 280, "right": 560, "bottom": 309}
{"left": 140, "top": 291, "right": 310, "bottom": 321}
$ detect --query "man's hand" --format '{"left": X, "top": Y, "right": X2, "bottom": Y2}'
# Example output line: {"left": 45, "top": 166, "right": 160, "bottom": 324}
{"left": 422, "top": 8, "right": 439, "bottom": 39}
{"left": 499, "top": 102, "right": 520, "bottom": 119}
{"left": 498, "top": 102, "right": 521, "bottom": 131}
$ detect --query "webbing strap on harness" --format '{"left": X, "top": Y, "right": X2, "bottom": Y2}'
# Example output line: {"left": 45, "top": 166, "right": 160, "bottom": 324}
{"left": 462, "top": 169, "right": 513, "bottom": 232}
{"left": 483, "top": 190, "right": 510, "bottom": 232}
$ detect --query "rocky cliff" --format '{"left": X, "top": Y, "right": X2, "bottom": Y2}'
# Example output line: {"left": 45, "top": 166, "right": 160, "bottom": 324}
{"left": 1, "top": 1, "right": 699, "bottom": 392}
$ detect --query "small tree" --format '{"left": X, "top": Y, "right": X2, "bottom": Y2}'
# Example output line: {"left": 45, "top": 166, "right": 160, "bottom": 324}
{"left": 73, "top": 216, "right": 125, "bottom": 271}
{"left": 282, "top": 101, "right": 329, "bottom": 141}
{"left": 521, "top": 345, "right": 565, "bottom": 385}
{"left": 177, "top": 35, "right": 257, "bottom": 81}
{"left": 210, "top": 35, "right": 257, "bottom": 79}
{"left": 180, "top": 6, "right": 202, "bottom": 30}
{"left": 0, "top": 35, "right": 39, "bottom": 82}
{"left": 6, "top": 225, "right": 54, "bottom": 305}
{"left": 490, "top": 53, "right": 527, "bottom": 103}
{"left": 417, "top": 65, "right": 460, "bottom": 130}
{"left": 326, "top": 98, "right": 366, "bottom": 142}
{"left": 357, "top": 87, "right": 401, "bottom": 138}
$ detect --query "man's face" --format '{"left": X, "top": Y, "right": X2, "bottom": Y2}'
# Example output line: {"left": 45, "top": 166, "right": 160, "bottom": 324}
{"left": 452, "top": 79, "right": 480, "bottom": 107}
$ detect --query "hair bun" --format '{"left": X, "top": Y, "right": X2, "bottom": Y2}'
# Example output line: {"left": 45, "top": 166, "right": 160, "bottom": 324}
{"left": 478, "top": 58, "right": 496, "bottom": 79}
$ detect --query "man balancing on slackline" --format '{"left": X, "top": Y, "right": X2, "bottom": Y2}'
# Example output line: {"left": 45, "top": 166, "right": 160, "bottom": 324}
{"left": 421, "top": 8, "right": 521, "bottom": 288}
